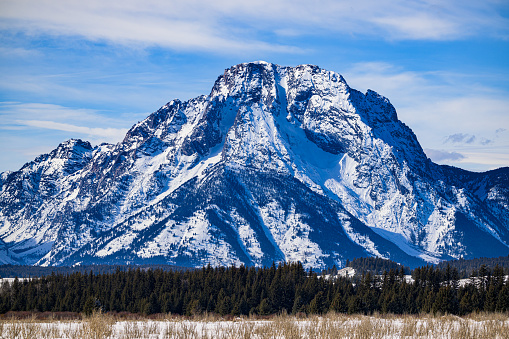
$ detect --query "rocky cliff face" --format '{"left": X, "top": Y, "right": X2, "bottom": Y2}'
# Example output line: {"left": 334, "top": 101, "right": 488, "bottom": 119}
{"left": 1, "top": 61, "right": 508, "bottom": 268}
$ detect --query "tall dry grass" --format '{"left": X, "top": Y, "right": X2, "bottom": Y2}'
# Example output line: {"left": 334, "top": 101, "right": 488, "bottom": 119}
{"left": 81, "top": 311, "right": 115, "bottom": 339}
{"left": 0, "top": 311, "right": 507, "bottom": 338}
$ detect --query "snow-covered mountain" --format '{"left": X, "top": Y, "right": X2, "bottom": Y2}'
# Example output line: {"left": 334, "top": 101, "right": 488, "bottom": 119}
{"left": 1, "top": 62, "right": 508, "bottom": 269}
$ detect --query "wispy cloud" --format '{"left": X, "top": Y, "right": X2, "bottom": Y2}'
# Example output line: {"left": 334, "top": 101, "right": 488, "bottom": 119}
{"left": 20, "top": 120, "right": 127, "bottom": 140}
{"left": 373, "top": 14, "right": 461, "bottom": 40}
{"left": 445, "top": 133, "right": 476, "bottom": 144}
{"left": 459, "top": 150, "right": 509, "bottom": 171}
{"left": 424, "top": 149, "right": 465, "bottom": 162}
{"left": 0, "top": 1, "right": 299, "bottom": 53}
{"left": 0, "top": 102, "right": 129, "bottom": 143}
{"left": 0, "top": 0, "right": 507, "bottom": 54}
{"left": 0, "top": 46, "right": 40, "bottom": 58}
{"left": 0, "top": 101, "right": 135, "bottom": 172}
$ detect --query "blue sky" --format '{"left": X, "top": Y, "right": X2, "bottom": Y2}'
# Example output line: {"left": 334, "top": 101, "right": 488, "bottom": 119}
{"left": 0, "top": 0, "right": 508, "bottom": 173}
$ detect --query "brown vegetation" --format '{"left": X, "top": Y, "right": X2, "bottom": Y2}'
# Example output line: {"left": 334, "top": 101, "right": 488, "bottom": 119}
{"left": 0, "top": 311, "right": 507, "bottom": 338}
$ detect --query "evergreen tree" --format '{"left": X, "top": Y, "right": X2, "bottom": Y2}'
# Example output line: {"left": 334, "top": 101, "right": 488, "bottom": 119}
{"left": 145, "top": 292, "right": 160, "bottom": 315}
{"left": 308, "top": 291, "right": 325, "bottom": 314}
{"left": 258, "top": 298, "right": 271, "bottom": 316}
{"left": 292, "top": 295, "right": 306, "bottom": 314}
{"left": 496, "top": 285, "right": 509, "bottom": 312}
{"left": 433, "top": 287, "right": 458, "bottom": 314}
{"left": 83, "top": 296, "right": 101, "bottom": 316}
{"left": 329, "top": 292, "right": 346, "bottom": 313}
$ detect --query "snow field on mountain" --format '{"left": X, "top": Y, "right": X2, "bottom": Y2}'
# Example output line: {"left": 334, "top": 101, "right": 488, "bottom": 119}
{"left": 259, "top": 201, "right": 325, "bottom": 268}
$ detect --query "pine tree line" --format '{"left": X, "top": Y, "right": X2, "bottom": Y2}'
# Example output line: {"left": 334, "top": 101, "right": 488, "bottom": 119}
{"left": 435, "top": 255, "right": 509, "bottom": 278}
{"left": 1, "top": 262, "right": 508, "bottom": 316}
{"left": 1, "top": 255, "right": 507, "bottom": 279}
{"left": 0, "top": 264, "right": 189, "bottom": 279}
{"left": 345, "top": 257, "right": 410, "bottom": 275}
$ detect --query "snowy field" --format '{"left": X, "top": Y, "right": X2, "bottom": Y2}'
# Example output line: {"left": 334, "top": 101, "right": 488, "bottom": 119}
{"left": 0, "top": 312, "right": 508, "bottom": 338}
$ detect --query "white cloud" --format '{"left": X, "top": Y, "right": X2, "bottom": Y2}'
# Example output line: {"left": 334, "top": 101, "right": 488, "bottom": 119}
{"left": 0, "top": 0, "right": 299, "bottom": 53}
{"left": 424, "top": 149, "right": 465, "bottom": 161}
{"left": 373, "top": 14, "right": 461, "bottom": 40}
{"left": 1, "top": 102, "right": 109, "bottom": 123}
{"left": 20, "top": 120, "right": 127, "bottom": 141}
{"left": 457, "top": 150, "right": 509, "bottom": 172}
{"left": 0, "top": 46, "right": 41, "bottom": 58}
{"left": 444, "top": 133, "right": 476, "bottom": 144}
{"left": 0, "top": 102, "right": 130, "bottom": 143}
{"left": 0, "top": 0, "right": 507, "bottom": 53}
{"left": 0, "top": 67, "right": 217, "bottom": 114}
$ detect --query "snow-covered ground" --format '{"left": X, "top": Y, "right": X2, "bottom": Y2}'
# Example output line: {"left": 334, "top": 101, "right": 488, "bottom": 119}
{"left": 321, "top": 267, "right": 356, "bottom": 280}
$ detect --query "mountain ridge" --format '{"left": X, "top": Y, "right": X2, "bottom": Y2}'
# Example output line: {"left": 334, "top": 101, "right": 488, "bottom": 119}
{"left": 1, "top": 61, "right": 508, "bottom": 268}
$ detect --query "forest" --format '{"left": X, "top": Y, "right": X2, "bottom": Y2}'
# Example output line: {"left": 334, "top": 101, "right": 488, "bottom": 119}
{"left": 435, "top": 255, "right": 509, "bottom": 278}
{"left": 1, "top": 260, "right": 509, "bottom": 317}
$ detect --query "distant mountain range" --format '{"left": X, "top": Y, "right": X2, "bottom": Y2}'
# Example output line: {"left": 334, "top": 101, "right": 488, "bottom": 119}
{"left": 1, "top": 61, "right": 508, "bottom": 269}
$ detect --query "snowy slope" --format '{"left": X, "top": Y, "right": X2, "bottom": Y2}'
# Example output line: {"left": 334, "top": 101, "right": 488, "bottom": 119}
{"left": 1, "top": 61, "right": 508, "bottom": 269}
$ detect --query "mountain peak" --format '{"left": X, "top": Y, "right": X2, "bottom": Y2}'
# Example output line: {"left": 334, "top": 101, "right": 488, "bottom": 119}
{"left": 51, "top": 139, "right": 93, "bottom": 157}
{"left": 246, "top": 60, "right": 271, "bottom": 65}
{"left": 1, "top": 62, "right": 508, "bottom": 268}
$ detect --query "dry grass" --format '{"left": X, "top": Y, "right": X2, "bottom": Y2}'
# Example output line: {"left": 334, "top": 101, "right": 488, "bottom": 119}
{"left": 0, "top": 311, "right": 507, "bottom": 338}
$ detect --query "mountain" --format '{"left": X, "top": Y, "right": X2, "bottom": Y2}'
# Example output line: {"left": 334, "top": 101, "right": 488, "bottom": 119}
{"left": 1, "top": 61, "right": 508, "bottom": 269}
